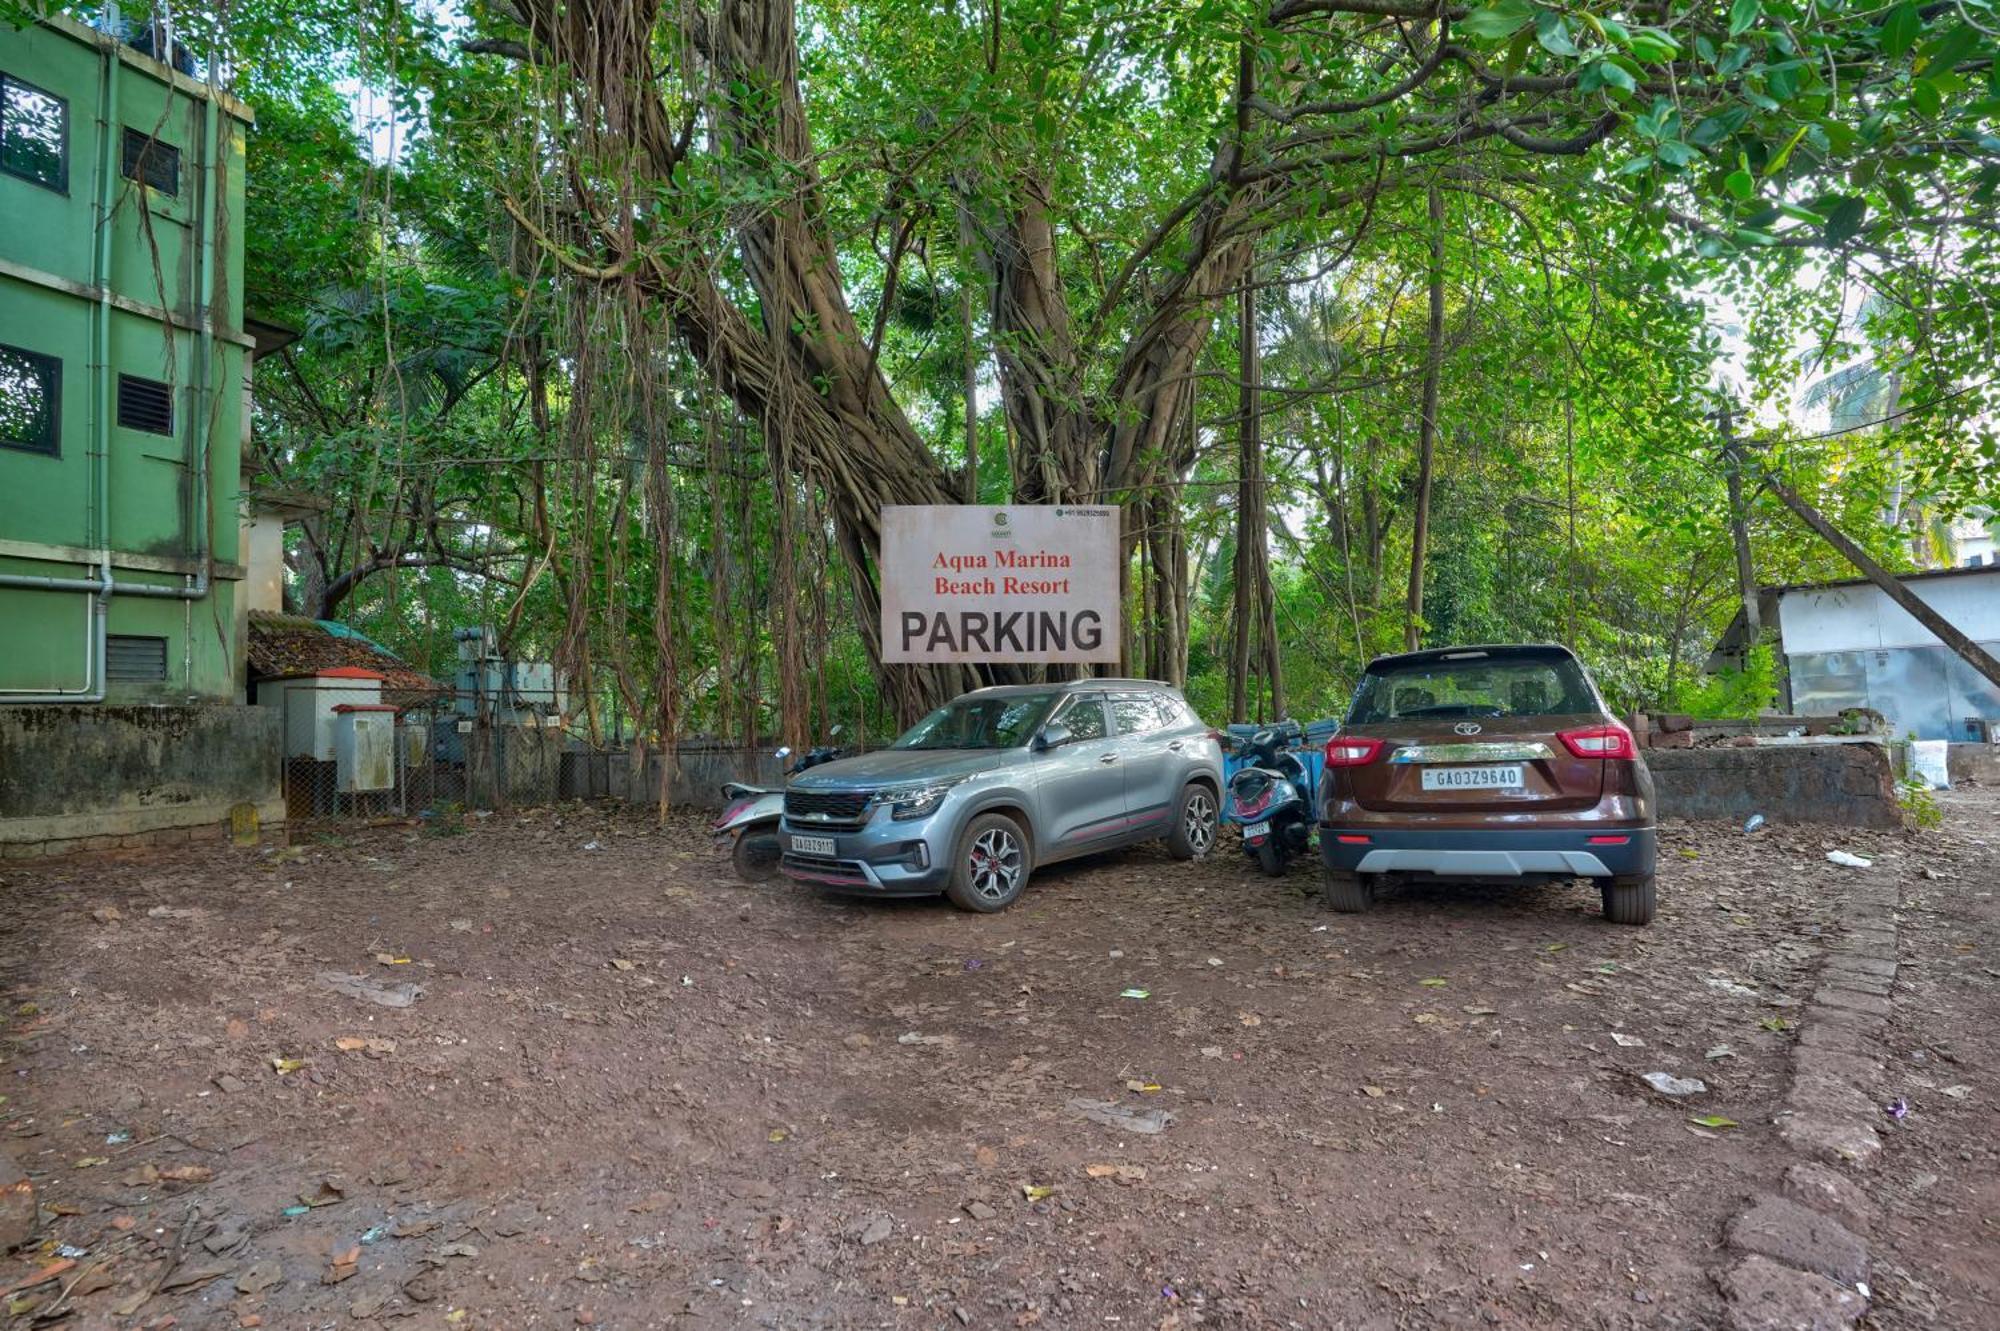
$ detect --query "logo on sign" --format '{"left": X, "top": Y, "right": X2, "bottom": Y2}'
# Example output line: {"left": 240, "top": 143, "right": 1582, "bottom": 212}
{"left": 1453, "top": 722, "right": 1483, "bottom": 736}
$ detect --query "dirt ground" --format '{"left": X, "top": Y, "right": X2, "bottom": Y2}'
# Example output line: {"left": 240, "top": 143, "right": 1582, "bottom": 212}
{"left": 2, "top": 791, "right": 1995, "bottom": 1330}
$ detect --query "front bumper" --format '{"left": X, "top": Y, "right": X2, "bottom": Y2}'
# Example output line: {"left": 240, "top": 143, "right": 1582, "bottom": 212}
{"left": 776, "top": 815, "right": 953, "bottom": 896}
{"left": 1319, "top": 825, "right": 1656, "bottom": 879}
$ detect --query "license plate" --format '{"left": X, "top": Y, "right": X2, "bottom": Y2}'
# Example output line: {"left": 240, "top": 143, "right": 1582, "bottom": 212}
{"left": 1420, "top": 765, "right": 1524, "bottom": 791}
{"left": 1243, "top": 821, "right": 1271, "bottom": 839}
{"left": 789, "top": 834, "right": 836, "bottom": 856}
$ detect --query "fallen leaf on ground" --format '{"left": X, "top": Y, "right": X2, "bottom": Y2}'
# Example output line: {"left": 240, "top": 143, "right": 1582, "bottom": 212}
{"left": 1689, "top": 1114, "right": 1740, "bottom": 1129}
{"left": 270, "top": 1056, "right": 306, "bottom": 1074}
{"left": 1419, "top": 978, "right": 1448, "bottom": 988}
{"left": 1020, "top": 1184, "right": 1053, "bottom": 1201}
{"left": 610, "top": 959, "right": 636, "bottom": 971}
{"left": 1361, "top": 1085, "right": 1387, "bottom": 1098}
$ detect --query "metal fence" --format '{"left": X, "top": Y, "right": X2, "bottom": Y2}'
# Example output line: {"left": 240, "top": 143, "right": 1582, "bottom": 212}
{"left": 271, "top": 685, "right": 577, "bottom": 825}
{"left": 266, "top": 683, "right": 797, "bottom": 825}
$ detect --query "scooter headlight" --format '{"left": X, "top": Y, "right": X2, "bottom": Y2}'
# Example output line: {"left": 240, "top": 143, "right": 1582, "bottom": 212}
{"left": 876, "top": 778, "right": 967, "bottom": 821}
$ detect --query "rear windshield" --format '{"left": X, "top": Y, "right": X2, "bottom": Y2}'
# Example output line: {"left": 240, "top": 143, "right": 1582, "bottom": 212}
{"left": 1347, "top": 653, "right": 1597, "bottom": 725}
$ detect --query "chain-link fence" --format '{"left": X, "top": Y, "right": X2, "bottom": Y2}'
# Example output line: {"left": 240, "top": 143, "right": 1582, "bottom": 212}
{"left": 270, "top": 684, "right": 581, "bottom": 825}
{"left": 265, "top": 682, "right": 793, "bottom": 825}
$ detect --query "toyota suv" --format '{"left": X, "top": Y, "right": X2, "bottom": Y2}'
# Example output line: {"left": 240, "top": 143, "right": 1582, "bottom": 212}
{"left": 1318, "top": 644, "right": 1657, "bottom": 924}
{"left": 778, "top": 681, "right": 1224, "bottom": 911}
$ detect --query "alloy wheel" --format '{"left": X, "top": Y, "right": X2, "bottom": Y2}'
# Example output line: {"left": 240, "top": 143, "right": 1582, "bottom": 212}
{"left": 1185, "top": 790, "right": 1216, "bottom": 855}
{"left": 967, "top": 826, "right": 1024, "bottom": 902}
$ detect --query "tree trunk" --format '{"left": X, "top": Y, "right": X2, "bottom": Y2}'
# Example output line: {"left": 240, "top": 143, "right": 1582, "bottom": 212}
{"left": 1720, "top": 403, "right": 1760, "bottom": 646}
{"left": 1404, "top": 183, "right": 1445, "bottom": 652}
{"left": 1762, "top": 470, "right": 2000, "bottom": 690}
{"left": 1230, "top": 267, "right": 1258, "bottom": 722}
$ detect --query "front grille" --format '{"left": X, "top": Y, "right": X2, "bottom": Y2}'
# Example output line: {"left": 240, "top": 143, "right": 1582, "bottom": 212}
{"left": 781, "top": 853, "right": 871, "bottom": 886}
{"left": 784, "top": 788, "right": 872, "bottom": 826}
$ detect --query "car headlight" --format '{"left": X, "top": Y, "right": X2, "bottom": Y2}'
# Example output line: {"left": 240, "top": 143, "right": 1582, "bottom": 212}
{"left": 876, "top": 779, "right": 965, "bottom": 821}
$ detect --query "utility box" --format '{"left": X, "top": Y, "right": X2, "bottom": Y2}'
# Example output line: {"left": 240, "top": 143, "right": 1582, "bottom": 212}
{"left": 261, "top": 667, "right": 387, "bottom": 760}
{"left": 333, "top": 704, "right": 397, "bottom": 792}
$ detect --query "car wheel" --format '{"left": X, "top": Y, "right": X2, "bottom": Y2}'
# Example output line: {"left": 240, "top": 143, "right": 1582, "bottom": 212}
{"left": 945, "top": 813, "right": 1032, "bottom": 912}
{"left": 1601, "top": 873, "right": 1656, "bottom": 926}
{"left": 730, "top": 828, "right": 783, "bottom": 882}
{"left": 1167, "top": 783, "right": 1218, "bottom": 860}
{"left": 1254, "top": 840, "right": 1288, "bottom": 877}
{"left": 1323, "top": 867, "right": 1374, "bottom": 913}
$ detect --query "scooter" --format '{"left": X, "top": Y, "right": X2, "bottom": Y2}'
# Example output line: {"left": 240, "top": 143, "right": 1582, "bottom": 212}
{"left": 1223, "top": 720, "right": 1315, "bottom": 877}
{"left": 713, "top": 728, "right": 844, "bottom": 882}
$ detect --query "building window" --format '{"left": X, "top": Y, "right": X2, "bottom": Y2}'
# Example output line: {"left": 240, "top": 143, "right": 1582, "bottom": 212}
{"left": 106, "top": 635, "right": 168, "bottom": 682}
{"left": 120, "top": 126, "right": 179, "bottom": 195}
{"left": 0, "top": 343, "right": 59, "bottom": 456}
{"left": 117, "top": 374, "right": 174, "bottom": 435}
{"left": 0, "top": 72, "right": 66, "bottom": 193}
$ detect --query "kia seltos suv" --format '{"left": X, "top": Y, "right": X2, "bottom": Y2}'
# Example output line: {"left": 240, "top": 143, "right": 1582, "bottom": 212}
{"left": 1318, "top": 644, "right": 1657, "bottom": 924}
{"left": 779, "top": 681, "right": 1224, "bottom": 912}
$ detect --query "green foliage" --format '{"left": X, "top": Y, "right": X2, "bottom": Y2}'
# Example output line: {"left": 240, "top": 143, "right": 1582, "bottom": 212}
{"left": 1677, "top": 643, "right": 1782, "bottom": 720}
{"left": 135, "top": 0, "right": 2000, "bottom": 744}
{"left": 1895, "top": 776, "right": 1943, "bottom": 830}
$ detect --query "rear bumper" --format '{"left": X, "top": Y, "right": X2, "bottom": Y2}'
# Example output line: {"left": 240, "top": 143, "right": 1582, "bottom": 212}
{"left": 1319, "top": 826, "right": 1656, "bottom": 879}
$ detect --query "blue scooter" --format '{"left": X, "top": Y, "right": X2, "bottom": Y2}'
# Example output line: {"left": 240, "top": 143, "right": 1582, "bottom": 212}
{"left": 1222, "top": 720, "right": 1316, "bottom": 877}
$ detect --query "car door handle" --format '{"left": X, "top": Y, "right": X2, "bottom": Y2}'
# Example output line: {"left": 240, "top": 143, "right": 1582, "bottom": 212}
{"left": 1167, "top": 740, "right": 1185, "bottom": 751}
{"left": 1098, "top": 753, "right": 1119, "bottom": 765}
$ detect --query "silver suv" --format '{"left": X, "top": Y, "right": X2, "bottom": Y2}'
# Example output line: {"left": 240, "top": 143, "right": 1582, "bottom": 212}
{"left": 778, "top": 680, "right": 1224, "bottom": 911}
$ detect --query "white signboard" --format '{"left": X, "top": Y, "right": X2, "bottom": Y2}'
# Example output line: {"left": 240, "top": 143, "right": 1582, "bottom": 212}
{"left": 880, "top": 505, "right": 1121, "bottom": 664}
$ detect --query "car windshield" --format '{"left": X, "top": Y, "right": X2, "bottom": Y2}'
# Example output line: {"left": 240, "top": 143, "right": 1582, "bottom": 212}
{"left": 1347, "top": 653, "right": 1597, "bottom": 724}
{"left": 892, "top": 692, "right": 1060, "bottom": 750}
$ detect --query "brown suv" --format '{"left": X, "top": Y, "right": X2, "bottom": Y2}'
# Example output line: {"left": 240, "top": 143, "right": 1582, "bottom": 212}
{"left": 1318, "top": 644, "right": 1656, "bottom": 925}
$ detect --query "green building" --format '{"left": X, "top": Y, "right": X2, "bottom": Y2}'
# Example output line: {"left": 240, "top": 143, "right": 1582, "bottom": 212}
{"left": 1, "top": 9, "right": 284, "bottom": 853}
{"left": 0, "top": 7, "right": 258, "bottom": 702}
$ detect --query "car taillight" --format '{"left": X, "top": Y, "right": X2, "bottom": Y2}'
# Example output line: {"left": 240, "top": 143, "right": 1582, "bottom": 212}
{"left": 1323, "top": 736, "right": 1384, "bottom": 767}
{"left": 1558, "top": 724, "right": 1637, "bottom": 761}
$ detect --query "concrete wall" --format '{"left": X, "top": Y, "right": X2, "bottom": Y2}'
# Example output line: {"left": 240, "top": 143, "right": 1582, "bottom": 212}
{"left": 1648, "top": 742, "right": 1904, "bottom": 830}
{"left": 0, "top": 703, "right": 283, "bottom": 853}
{"left": 1948, "top": 742, "right": 2000, "bottom": 785}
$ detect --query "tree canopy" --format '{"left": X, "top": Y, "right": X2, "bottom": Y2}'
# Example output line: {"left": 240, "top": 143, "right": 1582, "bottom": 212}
{"left": 33, "top": 0, "right": 1996, "bottom": 744}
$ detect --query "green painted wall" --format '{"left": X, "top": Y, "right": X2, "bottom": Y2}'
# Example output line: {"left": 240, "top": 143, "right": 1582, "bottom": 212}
{"left": 0, "top": 14, "right": 253, "bottom": 703}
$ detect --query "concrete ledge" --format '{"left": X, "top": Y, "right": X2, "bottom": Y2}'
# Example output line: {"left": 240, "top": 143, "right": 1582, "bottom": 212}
{"left": 1947, "top": 742, "right": 2000, "bottom": 784}
{"left": 1648, "top": 743, "right": 1903, "bottom": 828}
{"left": 1, "top": 705, "right": 282, "bottom": 850}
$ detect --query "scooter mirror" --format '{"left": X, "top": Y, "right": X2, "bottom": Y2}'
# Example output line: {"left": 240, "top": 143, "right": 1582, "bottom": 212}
{"left": 774, "top": 746, "right": 793, "bottom": 760}
{"left": 830, "top": 724, "right": 845, "bottom": 737}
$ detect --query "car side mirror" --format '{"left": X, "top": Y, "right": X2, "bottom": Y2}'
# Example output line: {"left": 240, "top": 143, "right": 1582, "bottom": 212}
{"left": 774, "top": 746, "right": 793, "bottom": 760}
{"left": 1035, "top": 722, "right": 1072, "bottom": 752}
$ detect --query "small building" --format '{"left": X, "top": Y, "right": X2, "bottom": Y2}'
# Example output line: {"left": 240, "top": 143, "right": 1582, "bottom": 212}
{"left": 0, "top": 13, "right": 288, "bottom": 853}
{"left": 1712, "top": 566, "right": 2000, "bottom": 742}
